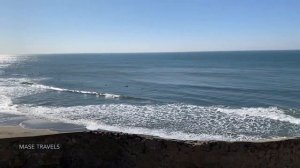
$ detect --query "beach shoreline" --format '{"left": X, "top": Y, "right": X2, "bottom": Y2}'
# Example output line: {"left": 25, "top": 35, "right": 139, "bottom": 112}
{"left": 0, "top": 123, "right": 294, "bottom": 142}
{"left": 0, "top": 125, "right": 57, "bottom": 139}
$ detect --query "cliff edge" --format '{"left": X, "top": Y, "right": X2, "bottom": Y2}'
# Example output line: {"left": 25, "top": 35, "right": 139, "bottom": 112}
{"left": 0, "top": 131, "right": 299, "bottom": 168}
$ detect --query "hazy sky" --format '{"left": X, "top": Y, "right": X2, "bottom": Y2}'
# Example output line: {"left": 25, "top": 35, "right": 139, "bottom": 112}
{"left": 1, "top": 0, "right": 300, "bottom": 54}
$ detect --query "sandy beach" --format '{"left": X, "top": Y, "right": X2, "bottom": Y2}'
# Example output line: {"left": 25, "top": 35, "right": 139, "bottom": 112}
{"left": 0, "top": 126, "right": 57, "bottom": 139}
{"left": 0, "top": 113, "right": 85, "bottom": 139}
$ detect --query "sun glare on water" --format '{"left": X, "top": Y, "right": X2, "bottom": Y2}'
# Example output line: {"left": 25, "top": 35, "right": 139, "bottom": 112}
{"left": 0, "top": 55, "right": 22, "bottom": 68}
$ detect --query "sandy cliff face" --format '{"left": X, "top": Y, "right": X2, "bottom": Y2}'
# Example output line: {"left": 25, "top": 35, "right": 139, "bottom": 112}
{"left": 0, "top": 131, "right": 299, "bottom": 168}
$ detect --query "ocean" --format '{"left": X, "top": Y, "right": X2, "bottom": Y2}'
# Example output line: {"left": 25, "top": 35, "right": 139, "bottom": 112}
{"left": 0, "top": 51, "right": 300, "bottom": 141}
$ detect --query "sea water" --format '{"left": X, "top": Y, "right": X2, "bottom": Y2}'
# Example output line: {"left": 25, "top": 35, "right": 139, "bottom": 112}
{"left": 0, "top": 51, "right": 299, "bottom": 141}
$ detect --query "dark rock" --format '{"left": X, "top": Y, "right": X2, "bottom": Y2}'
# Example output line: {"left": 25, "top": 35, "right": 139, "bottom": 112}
{"left": 0, "top": 131, "right": 299, "bottom": 168}
{"left": 20, "top": 82, "right": 34, "bottom": 85}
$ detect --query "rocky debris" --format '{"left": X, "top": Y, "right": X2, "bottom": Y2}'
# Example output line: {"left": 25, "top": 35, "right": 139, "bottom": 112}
{"left": 20, "top": 82, "right": 34, "bottom": 85}
{"left": 0, "top": 131, "right": 299, "bottom": 168}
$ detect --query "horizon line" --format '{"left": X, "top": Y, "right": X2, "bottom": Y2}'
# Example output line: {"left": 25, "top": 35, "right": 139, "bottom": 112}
{"left": 3, "top": 49, "right": 300, "bottom": 56}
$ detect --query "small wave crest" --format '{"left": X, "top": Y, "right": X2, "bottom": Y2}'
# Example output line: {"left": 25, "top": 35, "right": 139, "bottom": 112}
{"left": 26, "top": 83, "right": 122, "bottom": 99}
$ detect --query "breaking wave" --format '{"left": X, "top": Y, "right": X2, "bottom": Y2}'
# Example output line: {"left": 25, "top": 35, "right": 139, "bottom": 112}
{"left": 30, "top": 84, "right": 122, "bottom": 99}
{"left": 6, "top": 102, "right": 300, "bottom": 141}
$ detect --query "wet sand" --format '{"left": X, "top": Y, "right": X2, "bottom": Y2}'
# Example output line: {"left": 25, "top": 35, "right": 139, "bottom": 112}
{"left": 0, "top": 126, "right": 57, "bottom": 139}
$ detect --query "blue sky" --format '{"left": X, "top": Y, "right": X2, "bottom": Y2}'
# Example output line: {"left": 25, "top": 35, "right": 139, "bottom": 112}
{"left": 0, "top": 0, "right": 300, "bottom": 54}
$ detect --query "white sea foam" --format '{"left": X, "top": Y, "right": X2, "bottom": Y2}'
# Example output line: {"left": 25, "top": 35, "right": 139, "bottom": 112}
{"left": 12, "top": 104, "right": 261, "bottom": 141}
{"left": 84, "top": 122, "right": 257, "bottom": 141}
{"left": 31, "top": 84, "right": 121, "bottom": 99}
{"left": 8, "top": 103, "right": 299, "bottom": 141}
{"left": 217, "top": 107, "right": 300, "bottom": 125}
{"left": 0, "top": 95, "right": 14, "bottom": 111}
{"left": 0, "top": 78, "right": 46, "bottom": 98}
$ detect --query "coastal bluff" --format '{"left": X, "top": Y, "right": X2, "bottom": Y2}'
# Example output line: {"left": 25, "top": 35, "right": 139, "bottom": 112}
{"left": 0, "top": 131, "right": 299, "bottom": 168}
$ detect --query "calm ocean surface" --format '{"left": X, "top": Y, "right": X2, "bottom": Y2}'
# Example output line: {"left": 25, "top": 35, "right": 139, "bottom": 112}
{"left": 1, "top": 51, "right": 300, "bottom": 141}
